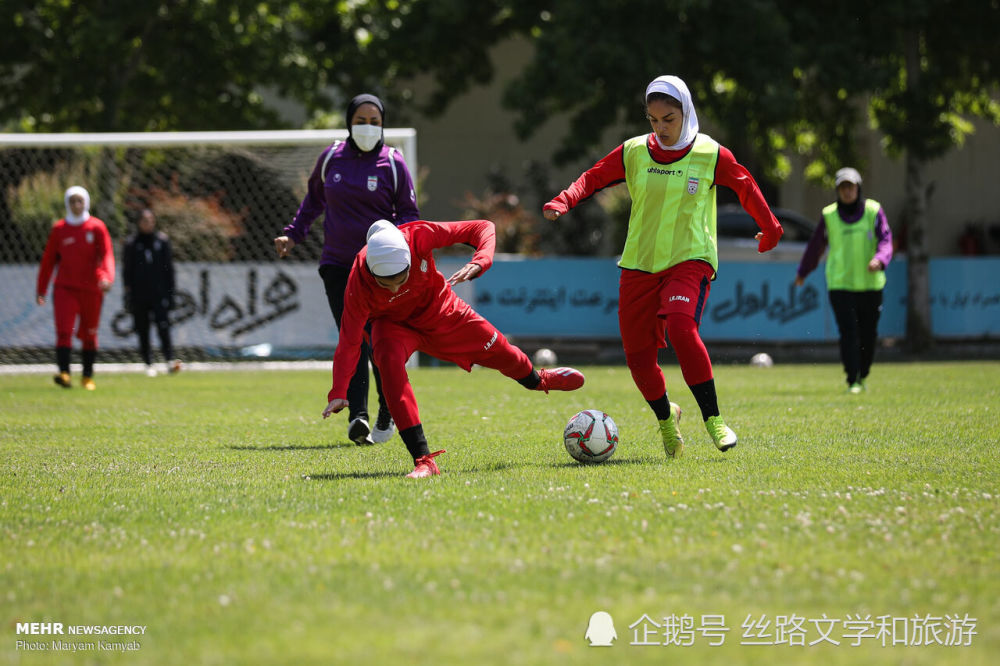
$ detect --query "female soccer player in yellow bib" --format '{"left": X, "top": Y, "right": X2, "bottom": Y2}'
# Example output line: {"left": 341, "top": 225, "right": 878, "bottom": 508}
{"left": 544, "top": 75, "right": 783, "bottom": 459}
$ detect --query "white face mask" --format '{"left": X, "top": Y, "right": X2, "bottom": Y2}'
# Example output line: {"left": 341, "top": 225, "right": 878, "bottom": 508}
{"left": 351, "top": 124, "right": 382, "bottom": 152}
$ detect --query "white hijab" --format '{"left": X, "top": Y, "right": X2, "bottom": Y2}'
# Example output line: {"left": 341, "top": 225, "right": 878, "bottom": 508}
{"left": 365, "top": 220, "right": 411, "bottom": 277}
{"left": 645, "top": 75, "right": 700, "bottom": 150}
{"left": 64, "top": 186, "right": 91, "bottom": 225}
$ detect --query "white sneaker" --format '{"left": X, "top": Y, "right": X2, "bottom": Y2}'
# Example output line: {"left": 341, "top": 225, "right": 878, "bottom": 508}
{"left": 145, "top": 365, "right": 158, "bottom": 377}
{"left": 372, "top": 408, "right": 396, "bottom": 444}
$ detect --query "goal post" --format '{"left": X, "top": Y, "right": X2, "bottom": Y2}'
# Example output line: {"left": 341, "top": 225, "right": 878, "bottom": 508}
{"left": 0, "top": 129, "right": 417, "bottom": 177}
{"left": 0, "top": 129, "right": 418, "bottom": 365}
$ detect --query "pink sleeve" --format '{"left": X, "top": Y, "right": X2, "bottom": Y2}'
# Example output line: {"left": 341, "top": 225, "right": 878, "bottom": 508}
{"left": 872, "top": 206, "right": 894, "bottom": 268}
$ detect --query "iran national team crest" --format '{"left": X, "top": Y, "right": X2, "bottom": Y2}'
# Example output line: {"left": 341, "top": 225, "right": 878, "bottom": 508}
{"left": 687, "top": 177, "right": 700, "bottom": 195}
{"left": 367, "top": 175, "right": 378, "bottom": 191}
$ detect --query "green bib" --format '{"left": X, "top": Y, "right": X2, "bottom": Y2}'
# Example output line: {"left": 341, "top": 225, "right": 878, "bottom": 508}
{"left": 823, "top": 199, "right": 886, "bottom": 291}
{"left": 619, "top": 133, "right": 720, "bottom": 274}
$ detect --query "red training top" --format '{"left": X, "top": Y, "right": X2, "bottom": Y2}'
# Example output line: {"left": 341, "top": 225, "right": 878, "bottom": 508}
{"left": 329, "top": 220, "right": 496, "bottom": 401}
{"left": 36, "top": 217, "right": 116, "bottom": 296}
{"left": 544, "top": 134, "right": 781, "bottom": 239}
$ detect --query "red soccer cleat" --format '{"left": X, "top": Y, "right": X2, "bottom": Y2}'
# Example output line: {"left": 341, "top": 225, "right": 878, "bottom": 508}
{"left": 536, "top": 367, "right": 585, "bottom": 393}
{"left": 406, "top": 450, "right": 446, "bottom": 478}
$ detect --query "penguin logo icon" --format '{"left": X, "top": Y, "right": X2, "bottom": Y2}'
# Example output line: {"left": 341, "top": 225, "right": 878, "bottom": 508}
{"left": 585, "top": 611, "right": 617, "bottom": 647}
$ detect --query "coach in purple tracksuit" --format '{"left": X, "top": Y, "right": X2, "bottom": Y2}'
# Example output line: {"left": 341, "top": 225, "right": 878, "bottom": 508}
{"left": 275, "top": 93, "right": 419, "bottom": 445}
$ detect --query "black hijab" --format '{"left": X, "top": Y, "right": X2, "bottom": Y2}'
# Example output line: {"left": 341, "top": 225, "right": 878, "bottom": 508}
{"left": 837, "top": 185, "right": 864, "bottom": 220}
{"left": 346, "top": 94, "right": 385, "bottom": 153}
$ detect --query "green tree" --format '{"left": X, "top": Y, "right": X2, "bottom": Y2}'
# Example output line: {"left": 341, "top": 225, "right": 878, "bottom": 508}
{"left": 357, "top": 1, "right": 999, "bottom": 349}
{"left": 0, "top": 1, "right": 337, "bottom": 132}
{"left": 0, "top": 1, "right": 358, "bottom": 261}
{"left": 4, "top": 1, "right": 998, "bottom": 346}
{"left": 863, "top": 1, "right": 1000, "bottom": 350}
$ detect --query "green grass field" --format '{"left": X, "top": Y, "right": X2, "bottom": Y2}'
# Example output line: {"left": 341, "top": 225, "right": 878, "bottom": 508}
{"left": 2, "top": 361, "right": 998, "bottom": 665}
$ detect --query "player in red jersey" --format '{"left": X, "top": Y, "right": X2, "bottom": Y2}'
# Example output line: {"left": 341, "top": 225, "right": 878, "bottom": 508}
{"left": 36, "top": 186, "right": 115, "bottom": 390}
{"left": 322, "top": 219, "right": 585, "bottom": 478}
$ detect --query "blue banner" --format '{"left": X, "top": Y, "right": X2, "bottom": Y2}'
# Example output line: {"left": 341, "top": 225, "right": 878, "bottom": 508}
{"left": 928, "top": 258, "right": 1000, "bottom": 337}
{"left": 468, "top": 257, "right": 1000, "bottom": 341}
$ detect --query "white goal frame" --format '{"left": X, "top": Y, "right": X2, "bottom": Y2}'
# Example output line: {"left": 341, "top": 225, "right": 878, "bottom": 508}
{"left": 0, "top": 128, "right": 419, "bottom": 182}
{"left": 0, "top": 128, "right": 419, "bottom": 365}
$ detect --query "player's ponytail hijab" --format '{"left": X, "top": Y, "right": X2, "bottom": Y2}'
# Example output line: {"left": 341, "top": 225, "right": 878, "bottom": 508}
{"left": 645, "top": 75, "right": 700, "bottom": 151}
{"left": 64, "top": 186, "right": 91, "bottom": 225}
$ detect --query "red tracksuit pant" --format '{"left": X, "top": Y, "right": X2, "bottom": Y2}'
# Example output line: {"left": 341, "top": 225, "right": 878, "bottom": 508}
{"left": 53, "top": 285, "right": 104, "bottom": 349}
{"left": 370, "top": 305, "right": 532, "bottom": 431}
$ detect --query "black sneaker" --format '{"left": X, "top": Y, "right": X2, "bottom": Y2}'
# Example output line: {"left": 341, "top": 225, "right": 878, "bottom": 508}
{"left": 347, "top": 417, "right": 374, "bottom": 446}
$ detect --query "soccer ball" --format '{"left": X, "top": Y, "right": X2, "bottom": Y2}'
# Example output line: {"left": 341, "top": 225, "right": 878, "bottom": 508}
{"left": 750, "top": 352, "right": 774, "bottom": 368}
{"left": 533, "top": 347, "right": 558, "bottom": 366}
{"left": 564, "top": 409, "right": 619, "bottom": 464}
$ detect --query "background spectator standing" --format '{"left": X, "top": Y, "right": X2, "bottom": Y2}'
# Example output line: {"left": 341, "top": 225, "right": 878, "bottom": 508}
{"left": 123, "top": 208, "right": 181, "bottom": 377}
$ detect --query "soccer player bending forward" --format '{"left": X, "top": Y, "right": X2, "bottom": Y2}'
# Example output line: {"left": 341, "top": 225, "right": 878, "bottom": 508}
{"left": 322, "top": 220, "right": 585, "bottom": 478}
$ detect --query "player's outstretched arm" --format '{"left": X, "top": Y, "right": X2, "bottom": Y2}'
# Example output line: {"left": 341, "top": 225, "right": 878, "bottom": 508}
{"left": 755, "top": 226, "right": 783, "bottom": 253}
{"left": 447, "top": 262, "right": 482, "bottom": 285}
{"left": 323, "top": 398, "right": 348, "bottom": 419}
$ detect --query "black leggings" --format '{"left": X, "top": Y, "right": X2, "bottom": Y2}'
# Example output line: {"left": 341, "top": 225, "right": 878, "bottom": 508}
{"left": 132, "top": 297, "right": 173, "bottom": 365}
{"left": 828, "top": 289, "right": 883, "bottom": 385}
{"left": 319, "top": 264, "right": 387, "bottom": 422}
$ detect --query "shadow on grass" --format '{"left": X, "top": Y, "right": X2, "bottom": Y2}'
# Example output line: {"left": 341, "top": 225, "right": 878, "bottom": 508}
{"left": 458, "top": 459, "right": 534, "bottom": 474}
{"left": 228, "top": 442, "right": 354, "bottom": 451}
{"left": 298, "top": 452, "right": 730, "bottom": 479}
{"left": 549, "top": 453, "right": 733, "bottom": 468}
{"left": 305, "top": 470, "right": 399, "bottom": 481}
{"left": 548, "top": 456, "right": 663, "bottom": 469}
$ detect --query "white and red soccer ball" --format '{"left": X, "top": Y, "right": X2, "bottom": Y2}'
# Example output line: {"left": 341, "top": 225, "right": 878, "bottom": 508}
{"left": 564, "top": 409, "right": 619, "bottom": 463}
{"left": 533, "top": 347, "right": 558, "bottom": 366}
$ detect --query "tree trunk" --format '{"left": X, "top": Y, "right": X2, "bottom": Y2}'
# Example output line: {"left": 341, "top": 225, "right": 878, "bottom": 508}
{"left": 904, "top": 23, "right": 934, "bottom": 352}
{"left": 903, "top": 150, "right": 933, "bottom": 351}
{"left": 902, "top": 26, "right": 933, "bottom": 352}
